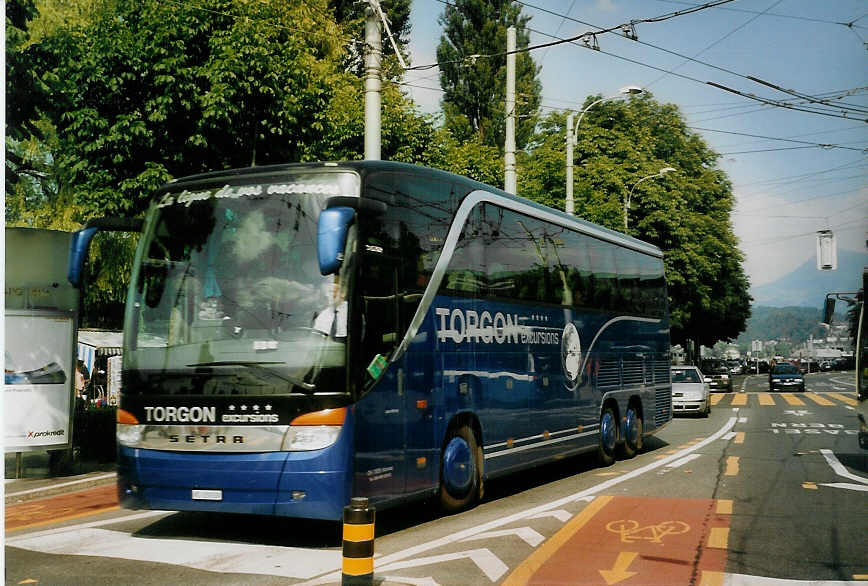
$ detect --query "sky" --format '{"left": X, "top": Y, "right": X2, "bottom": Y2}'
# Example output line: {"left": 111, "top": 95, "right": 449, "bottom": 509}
{"left": 402, "top": 0, "right": 868, "bottom": 289}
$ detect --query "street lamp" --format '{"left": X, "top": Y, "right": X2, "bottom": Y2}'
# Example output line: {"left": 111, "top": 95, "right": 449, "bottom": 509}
{"left": 624, "top": 167, "right": 677, "bottom": 231}
{"left": 565, "top": 86, "right": 643, "bottom": 216}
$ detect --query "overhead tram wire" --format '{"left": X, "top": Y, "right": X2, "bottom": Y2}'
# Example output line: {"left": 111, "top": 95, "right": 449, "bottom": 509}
{"left": 514, "top": 1, "right": 868, "bottom": 119}
{"left": 649, "top": 0, "right": 868, "bottom": 29}
{"left": 418, "top": 0, "right": 737, "bottom": 72}
{"left": 688, "top": 127, "right": 867, "bottom": 152}
{"left": 643, "top": 0, "right": 785, "bottom": 89}
{"left": 522, "top": 25, "right": 868, "bottom": 122}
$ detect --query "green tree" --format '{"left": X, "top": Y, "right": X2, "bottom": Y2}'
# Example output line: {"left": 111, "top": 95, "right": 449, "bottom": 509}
{"left": 520, "top": 95, "right": 751, "bottom": 349}
{"left": 31, "top": 0, "right": 350, "bottom": 217}
{"left": 437, "top": 0, "right": 541, "bottom": 150}
{"left": 14, "top": 0, "right": 440, "bottom": 327}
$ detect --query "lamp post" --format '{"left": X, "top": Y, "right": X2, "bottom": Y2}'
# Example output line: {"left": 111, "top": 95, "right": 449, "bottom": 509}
{"left": 624, "top": 167, "right": 676, "bottom": 231}
{"left": 565, "top": 86, "right": 643, "bottom": 216}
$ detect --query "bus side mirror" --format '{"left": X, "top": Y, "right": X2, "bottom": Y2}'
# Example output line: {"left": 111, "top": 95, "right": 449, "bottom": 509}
{"left": 67, "top": 217, "right": 144, "bottom": 288}
{"left": 822, "top": 297, "right": 836, "bottom": 326}
{"left": 67, "top": 227, "right": 101, "bottom": 288}
{"left": 317, "top": 207, "right": 355, "bottom": 276}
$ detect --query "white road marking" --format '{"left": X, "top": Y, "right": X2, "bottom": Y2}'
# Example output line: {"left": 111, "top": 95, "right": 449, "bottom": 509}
{"left": 461, "top": 527, "right": 545, "bottom": 548}
{"left": 722, "top": 432, "right": 737, "bottom": 440}
{"left": 665, "top": 453, "right": 702, "bottom": 469}
{"left": 377, "top": 549, "right": 509, "bottom": 582}
{"left": 817, "top": 482, "right": 868, "bottom": 492}
{"left": 8, "top": 527, "right": 341, "bottom": 579}
{"left": 820, "top": 449, "right": 868, "bottom": 485}
{"left": 529, "top": 509, "right": 573, "bottom": 523}
{"left": 381, "top": 577, "right": 442, "bottom": 586}
{"left": 738, "top": 417, "right": 748, "bottom": 423}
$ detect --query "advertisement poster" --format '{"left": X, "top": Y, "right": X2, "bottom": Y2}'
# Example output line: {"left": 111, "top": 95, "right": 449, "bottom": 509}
{"left": 4, "top": 312, "right": 75, "bottom": 451}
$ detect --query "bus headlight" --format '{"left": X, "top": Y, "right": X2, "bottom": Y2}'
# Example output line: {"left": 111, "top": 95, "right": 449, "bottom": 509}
{"left": 282, "top": 407, "right": 348, "bottom": 451}
{"left": 117, "top": 424, "right": 145, "bottom": 447}
{"left": 282, "top": 425, "right": 342, "bottom": 451}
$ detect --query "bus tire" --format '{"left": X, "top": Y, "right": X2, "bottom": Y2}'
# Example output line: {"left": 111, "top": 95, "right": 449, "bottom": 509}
{"left": 619, "top": 404, "right": 642, "bottom": 459}
{"left": 598, "top": 406, "right": 618, "bottom": 467}
{"left": 439, "top": 425, "right": 481, "bottom": 513}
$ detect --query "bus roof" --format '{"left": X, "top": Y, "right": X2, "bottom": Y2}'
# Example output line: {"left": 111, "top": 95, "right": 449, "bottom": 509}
{"left": 163, "top": 160, "right": 663, "bottom": 258}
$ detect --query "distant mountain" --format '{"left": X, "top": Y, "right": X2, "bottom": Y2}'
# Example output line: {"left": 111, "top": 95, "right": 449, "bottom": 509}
{"left": 750, "top": 249, "right": 867, "bottom": 308}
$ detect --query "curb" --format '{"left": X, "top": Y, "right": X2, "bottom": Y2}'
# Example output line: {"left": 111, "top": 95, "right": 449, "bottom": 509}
{"left": 5, "top": 472, "right": 118, "bottom": 505}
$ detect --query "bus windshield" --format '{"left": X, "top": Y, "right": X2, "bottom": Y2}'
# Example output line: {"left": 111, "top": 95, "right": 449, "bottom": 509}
{"left": 123, "top": 172, "right": 359, "bottom": 396}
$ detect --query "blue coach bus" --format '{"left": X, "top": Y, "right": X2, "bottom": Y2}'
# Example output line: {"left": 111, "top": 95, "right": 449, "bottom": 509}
{"left": 70, "top": 161, "right": 672, "bottom": 520}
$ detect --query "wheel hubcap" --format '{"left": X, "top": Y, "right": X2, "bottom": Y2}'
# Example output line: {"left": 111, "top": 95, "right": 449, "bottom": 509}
{"left": 601, "top": 412, "right": 616, "bottom": 452}
{"left": 443, "top": 436, "right": 473, "bottom": 494}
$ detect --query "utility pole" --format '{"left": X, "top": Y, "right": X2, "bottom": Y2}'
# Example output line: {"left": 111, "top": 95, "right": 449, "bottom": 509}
{"left": 565, "top": 113, "right": 574, "bottom": 215}
{"left": 504, "top": 26, "right": 517, "bottom": 194}
{"left": 364, "top": 5, "right": 382, "bottom": 160}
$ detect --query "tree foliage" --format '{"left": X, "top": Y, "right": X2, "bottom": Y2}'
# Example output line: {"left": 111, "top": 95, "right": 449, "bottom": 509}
{"left": 437, "top": 0, "right": 541, "bottom": 150}
{"left": 520, "top": 95, "right": 751, "bottom": 348}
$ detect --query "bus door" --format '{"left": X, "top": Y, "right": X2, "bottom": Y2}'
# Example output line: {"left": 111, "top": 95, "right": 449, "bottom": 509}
{"left": 352, "top": 245, "right": 406, "bottom": 501}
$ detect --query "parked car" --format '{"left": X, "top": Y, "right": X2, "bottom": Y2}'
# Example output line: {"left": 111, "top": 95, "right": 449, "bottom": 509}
{"left": 819, "top": 360, "right": 834, "bottom": 372}
{"left": 671, "top": 366, "right": 711, "bottom": 417}
{"left": 769, "top": 361, "right": 806, "bottom": 392}
{"left": 701, "top": 359, "right": 733, "bottom": 392}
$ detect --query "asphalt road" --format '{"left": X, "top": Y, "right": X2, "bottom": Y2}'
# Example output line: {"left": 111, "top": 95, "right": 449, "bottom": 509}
{"left": 6, "top": 371, "right": 866, "bottom": 585}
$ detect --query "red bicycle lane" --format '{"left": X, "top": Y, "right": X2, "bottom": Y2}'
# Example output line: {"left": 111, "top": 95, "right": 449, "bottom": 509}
{"left": 6, "top": 484, "right": 119, "bottom": 533}
{"left": 503, "top": 495, "right": 731, "bottom": 586}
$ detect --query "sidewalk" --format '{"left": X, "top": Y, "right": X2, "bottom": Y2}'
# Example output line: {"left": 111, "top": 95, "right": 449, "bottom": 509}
{"left": 4, "top": 450, "right": 117, "bottom": 505}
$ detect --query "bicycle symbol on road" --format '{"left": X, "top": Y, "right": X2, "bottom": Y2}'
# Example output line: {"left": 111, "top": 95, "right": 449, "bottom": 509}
{"left": 606, "top": 519, "right": 691, "bottom": 544}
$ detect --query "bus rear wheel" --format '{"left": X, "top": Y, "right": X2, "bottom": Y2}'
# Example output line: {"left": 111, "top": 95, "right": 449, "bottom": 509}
{"left": 439, "top": 425, "right": 481, "bottom": 513}
{"left": 598, "top": 406, "right": 618, "bottom": 466}
{"left": 618, "top": 405, "right": 642, "bottom": 459}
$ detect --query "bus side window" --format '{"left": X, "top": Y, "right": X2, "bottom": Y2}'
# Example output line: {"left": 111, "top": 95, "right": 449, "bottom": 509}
{"left": 442, "top": 207, "right": 484, "bottom": 296}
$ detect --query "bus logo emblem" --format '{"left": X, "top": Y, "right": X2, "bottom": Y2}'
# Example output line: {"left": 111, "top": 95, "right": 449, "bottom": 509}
{"left": 562, "top": 323, "right": 582, "bottom": 387}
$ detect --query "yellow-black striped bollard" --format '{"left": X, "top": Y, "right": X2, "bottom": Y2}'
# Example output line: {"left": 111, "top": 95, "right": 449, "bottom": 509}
{"left": 342, "top": 497, "right": 375, "bottom": 585}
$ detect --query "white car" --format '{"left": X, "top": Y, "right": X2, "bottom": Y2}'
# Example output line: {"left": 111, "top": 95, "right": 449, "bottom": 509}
{"left": 671, "top": 366, "right": 711, "bottom": 417}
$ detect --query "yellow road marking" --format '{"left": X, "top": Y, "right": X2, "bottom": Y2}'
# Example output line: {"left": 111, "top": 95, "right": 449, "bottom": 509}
{"left": 710, "top": 394, "right": 726, "bottom": 405}
{"left": 802, "top": 482, "right": 818, "bottom": 490}
{"left": 852, "top": 574, "right": 868, "bottom": 580}
{"left": 598, "top": 551, "right": 638, "bottom": 585}
{"left": 758, "top": 393, "right": 775, "bottom": 405}
{"left": 828, "top": 392, "right": 857, "bottom": 406}
{"left": 501, "top": 495, "right": 613, "bottom": 586}
{"left": 781, "top": 393, "right": 805, "bottom": 406}
{"left": 707, "top": 527, "right": 729, "bottom": 549}
{"left": 716, "top": 499, "right": 733, "bottom": 515}
{"left": 805, "top": 393, "right": 835, "bottom": 406}
{"left": 6, "top": 505, "right": 120, "bottom": 533}
{"left": 725, "top": 456, "right": 739, "bottom": 476}
{"left": 700, "top": 571, "right": 725, "bottom": 586}
{"left": 731, "top": 394, "right": 747, "bottom": 406}
{"left": 734, "top": 432, "right": 745, "bottom": 444}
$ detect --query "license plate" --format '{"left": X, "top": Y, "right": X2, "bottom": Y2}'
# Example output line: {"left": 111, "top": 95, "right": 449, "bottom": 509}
{"left": 192, "top": 489, "right": 223, "bottom": 501}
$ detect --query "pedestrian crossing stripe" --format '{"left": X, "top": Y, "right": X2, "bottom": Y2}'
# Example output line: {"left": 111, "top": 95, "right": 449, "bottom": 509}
{"left": 705, "top": 392, "right": 856, "bottom": 408}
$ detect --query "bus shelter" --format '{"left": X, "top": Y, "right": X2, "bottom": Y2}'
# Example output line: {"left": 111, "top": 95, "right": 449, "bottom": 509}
{"left": 77, "top": 330, "right": 123, "bottom": 406}
{"left": 4, "top": 228, "right": 78, "bottom": 475}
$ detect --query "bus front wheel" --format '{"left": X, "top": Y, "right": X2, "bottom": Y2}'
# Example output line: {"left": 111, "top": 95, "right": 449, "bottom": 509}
{"left": 598, "top": 406, "right": 618, "bottom": 466}
{"left": 439, "top": 425, "right": 481, "bottom": 513}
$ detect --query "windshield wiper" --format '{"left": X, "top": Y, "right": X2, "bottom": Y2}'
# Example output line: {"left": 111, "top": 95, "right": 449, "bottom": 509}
{"left": 187, "top": 361, "right": 316, "bottom": 392}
